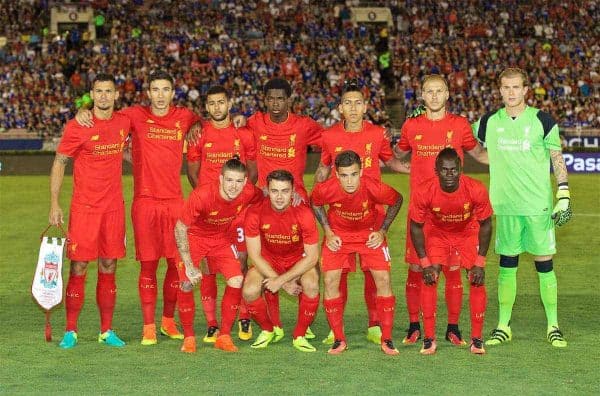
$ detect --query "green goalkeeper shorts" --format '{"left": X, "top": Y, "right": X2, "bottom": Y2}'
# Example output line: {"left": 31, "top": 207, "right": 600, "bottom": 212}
{"left": 495, "top": 215, "right": 557, "bottom": 256}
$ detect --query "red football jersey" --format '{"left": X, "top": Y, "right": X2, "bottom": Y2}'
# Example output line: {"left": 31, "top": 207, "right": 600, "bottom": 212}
{"left": 310, "top": 176, "right": 401, "bottom": 242}
{"left": 320, "top": 121, "right": 393, "bottom": 180}
{"left": 58, "top": 114, "right": 131, "bottom": 212}
{"left": 120, "top": 105, "right": 200, "bottom": 199}
{"left": 182, "top": 181, "right": 262, "bottom": 239}
{"left": 245, "top": 198, "right": 319, "bottom": 262}
{"left": 247, "top": 111, "right": 323, "bottom": 198}
{"left": 186, "top": 121, "right": 256, "bottom": 185}
{"left": 397, "top": 113, "right": 476, "bottom": 192}
{"left": 410, "top": 175, "right": 493, "bottom": 233}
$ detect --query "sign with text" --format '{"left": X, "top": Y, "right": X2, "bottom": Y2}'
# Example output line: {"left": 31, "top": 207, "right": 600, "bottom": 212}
{"left": 562, "top": 152, "right": 600, "bottom": 173}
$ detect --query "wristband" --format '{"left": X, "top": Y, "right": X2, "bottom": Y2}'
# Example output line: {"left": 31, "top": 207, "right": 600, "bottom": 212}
{"left": 474, "top": 255, "right": 486, "bottom": 268}
{"left": 556, "top": 188, "right": 570, "bottom": 200}
{"left": 419, "top": 257, "right": 432, "bottom": 268}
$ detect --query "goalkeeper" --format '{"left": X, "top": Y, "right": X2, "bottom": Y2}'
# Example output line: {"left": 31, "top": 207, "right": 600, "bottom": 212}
{"left": 472, "top": 67, "right": 572, "bottom": 348}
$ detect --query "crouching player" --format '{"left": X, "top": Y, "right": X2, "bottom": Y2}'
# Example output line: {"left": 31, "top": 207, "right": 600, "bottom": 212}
{"left": 410, "top": 148, "right": 492, "bottom": 355}
{"left": 174, "top": 158, "right": 262, "bottom": 353}
{"left": 311, "top": 150, "right": 403, "bottom": 355}
{"left": 242, "top": 170, "right": 321, "bottom": 352}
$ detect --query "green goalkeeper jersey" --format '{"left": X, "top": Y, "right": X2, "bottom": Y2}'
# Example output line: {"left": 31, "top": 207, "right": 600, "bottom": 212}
{"left": 472, "top": 106, "right": 561, "bottom": 216}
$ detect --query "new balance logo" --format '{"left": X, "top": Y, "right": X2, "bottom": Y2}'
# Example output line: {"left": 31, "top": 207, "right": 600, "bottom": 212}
{"left": 146, "top": 119, "right": 155, "bottom": 124}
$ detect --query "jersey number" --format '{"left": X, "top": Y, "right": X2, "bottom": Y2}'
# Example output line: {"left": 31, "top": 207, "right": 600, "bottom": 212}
{"left": 236, "top": 227, "right": 245, "bottom": 243}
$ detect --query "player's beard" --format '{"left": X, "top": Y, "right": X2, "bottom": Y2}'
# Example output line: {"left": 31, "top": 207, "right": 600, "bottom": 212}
{"left": 210, "top": 113, "right": 228, "bottom": 122}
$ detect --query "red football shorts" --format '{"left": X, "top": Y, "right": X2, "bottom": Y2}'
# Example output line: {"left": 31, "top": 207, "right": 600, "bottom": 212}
{"left": 231, "top": 206, "right": 248, "bottom": 253}
{"left": 261, "top": 252, "right": 303, "bottom": 275}
{"left": 425, "top": 228, "right": 478, "bottom": 269}
{"left": 67, "top": 206, "right": 125, "bottom": 261}
{"left": 176, "top": 235, "right": 242, "bottom": 282}
{"left": 132, "top": 197, "right": 183, "bottom": 261}
{"left": 321, "top": 240, "right": 391, "bottom": 272}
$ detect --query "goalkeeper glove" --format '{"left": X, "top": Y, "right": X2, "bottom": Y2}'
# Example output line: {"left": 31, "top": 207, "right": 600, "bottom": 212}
{"left": 407, "top": 104, "right": 426, "bottom": 118}
{"left": 551, "top": 187, "right": 572, "bottom": 227}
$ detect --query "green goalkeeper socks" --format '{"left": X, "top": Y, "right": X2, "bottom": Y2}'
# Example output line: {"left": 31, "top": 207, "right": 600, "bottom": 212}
{"left": 538, "top": 270, "right": 559, "bottom": 330}
{"left": 497, "top": 267, "right": 518, "bottom": 328}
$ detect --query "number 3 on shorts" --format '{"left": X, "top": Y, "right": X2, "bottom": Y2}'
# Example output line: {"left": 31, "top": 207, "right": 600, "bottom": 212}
{"left": 382, "top": 246, "right": 391, "bottom": 262}
{"left": 236, "top": 227, "right": 244, "bottom": 243}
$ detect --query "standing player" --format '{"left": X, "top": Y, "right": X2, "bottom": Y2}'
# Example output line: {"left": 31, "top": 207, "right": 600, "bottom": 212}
{"left": 311, "top": 151, "right": 404, "bottom": 355}
{"left": 186, "top": 85, "right": 257, "bottom": 343}
{"left": 75, "top": 70, "right": 201, "bottom": 345}
{"left": 245, "top": 78, "right": 324, "bottom": 341}
{"left": 50, "top": 74, "right": 130, "bottom": 349}
{"left": 315, "top": 79, "right": 409, "bottom": 346}
{"left": 242, "top": 170, "right": 320, "bottom": 352}
{"left": 410, "top": 148, "right": 492, "bottom": 355}
{"left": 174, "top": 158, "right": 263, "bottom": 353}
{"left": 394, "top": 74, "right": 488, "bottom": 346}
{"left": 473, "top": 68, "right": 571, "bottom": 347}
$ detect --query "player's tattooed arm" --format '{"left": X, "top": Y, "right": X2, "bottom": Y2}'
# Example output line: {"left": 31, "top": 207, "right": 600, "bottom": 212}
{"left": 477, "top": 217, "right": 492, "bottom": 257}
{"left": 186, "top": 121, "right": 203, "bottom": 145}
{"left": 49, "top": 153, "right": 71, "bottom": 225}
{"left": 385, "top": 157, "right": 410, "bottom": 174}
{"left": 312, "top": 204, "right": 342, "bottom": 251}
{"left": 393, "top": 145, "right": 411, "bottom": 161}
{"left": 368, "top": 195, "right": 403, "bottom": 248}
{"left": 174, "top": 220, "right": 202, "bottom": 285}
{"left": 550, "top": 149, "right": 569, "bottom": 185}
{"left": 467, "top": 143, "right": 489, "bottom": 165}
{"left": 314, "top": 162, "right": 331, "bottom": 183}
{"left": 380, "top": 195, "right": 403, "bottom": 233}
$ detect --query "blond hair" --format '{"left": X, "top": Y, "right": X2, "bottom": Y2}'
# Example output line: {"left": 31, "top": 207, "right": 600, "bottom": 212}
{"left": 498, "top": 67, "right": 528, "bottom": 86}
{"left": 421, "top": 74, "right": 449, "bottom": 90}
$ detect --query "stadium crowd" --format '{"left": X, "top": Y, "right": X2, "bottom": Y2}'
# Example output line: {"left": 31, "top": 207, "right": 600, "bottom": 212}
{"left": 0, "top": 0, "right": 599, "bottom": 139}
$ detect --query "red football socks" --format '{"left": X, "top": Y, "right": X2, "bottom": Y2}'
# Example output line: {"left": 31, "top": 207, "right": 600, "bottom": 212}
{"left": 421, "top": 281, "right": 437, "bottom": 339}
{"left": 364, "top": 271, "right": 379, "bottom": 327}
{"left": 163, "top": 258, "right": 179, "bottom": 319}
{"left": 96, "top": 272, "right": 116, "bottom": 333}
{"left": 264, "top": 291, "right": 282, "bottom": 327}
{"left": 238, "top": 299, "right": 250, "bottom": 321}
{"left": 177, "top": 289, "right": 195, "bottom": 337}
{"left": 200, "top": 274, "right": 218, "bottom": 328}
{"left": 293, "top": 293, "right": 320, "bottom": 338}
{"left": 247, "top": 297, "right": 274, "bottom": 332}
{"left": 139, "top": 260, "right": 158, "bottom": 325}
{"left": 469, "top": 280, "right": 487, "bottom": 339}
{"left": 339, "top": 271, "right": 349, "bottom": 306}
{"left": 443, "top": 266, "right": 463, "bottom": 325}
{"left": 220, "top": 286, "right": 241, "bottom": 336}
{"left": 376, "top": 295, "right": 396, "bottom": 340}
{"left": 324, "top": 296, "right": 346, "bottom": 341}
{"left": 406, "top": 269, "right": 421, "bottom": 323}
{"left": 65, "top": 273, "right": 86, "bottom": 332}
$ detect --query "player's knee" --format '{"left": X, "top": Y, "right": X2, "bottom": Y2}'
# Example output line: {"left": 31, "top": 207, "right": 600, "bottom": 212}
{"left": 301, "top": 273, "right": 319, "bottom": 298}
{"left": 180, "top": 281, "right": 193, "bottom": 292}
{"left": 98, "top": 258, "right": 116, "bottom": 273}
{"left": 242, "top": 280, "right": 261, "bottom": 301}
{"left": 70, "top": 261, "right": 89, "bottom": 275}
{"left": 500, "top": 255, "right": 519, "bottom": 268}
{"left": 534, "top": 259, "right": 553, "bottom": 273}
{"left": 227, "top": 275, "right": 244, "bottom": 288}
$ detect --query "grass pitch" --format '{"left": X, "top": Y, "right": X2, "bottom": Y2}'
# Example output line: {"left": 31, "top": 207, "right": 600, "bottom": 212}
{"left": 1, "top": 173, "right": 599, "bottom": 394}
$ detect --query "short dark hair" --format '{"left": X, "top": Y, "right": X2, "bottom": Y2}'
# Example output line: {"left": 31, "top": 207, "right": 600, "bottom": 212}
{"left": 206, "top": 85, "right": 230, "bottom": 98}
{"left": 266, "top": 169, "right": 294, "bottom": 186}
{"left": 335, "top": 150, "right": 362, "bottom": 169}
{"left": 435, "top": 147, "right": 461, "bottom": 169}
{"left": 148, "top": 70, "right": 174, "bottom": 88}
{"left": 264, "top": 78, "right": 292, "bottom": 97}
{"left": 341, "top": 78, "right": 363, "bottom": 97}
{"left": 221, "top": 157, "right": 247, "bottom": 175}
{"left": 92, "top": 73, "right": 115, "bottom": 86}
